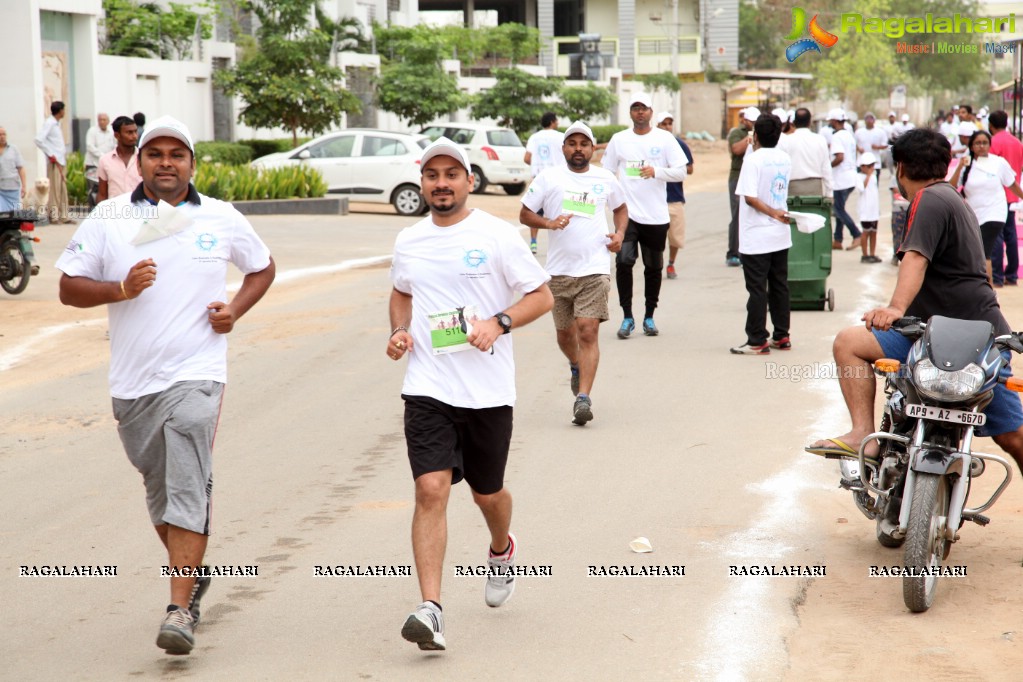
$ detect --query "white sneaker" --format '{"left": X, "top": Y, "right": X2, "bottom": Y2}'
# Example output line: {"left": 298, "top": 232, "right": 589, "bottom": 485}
{"left": 401, "top": 602, "right": 445, "bottom": 651}
{"left": 485, "top": 532, "right": 517, "bottom": 607}
{"left": 156, "top": 606, "right": 195, "bottom": 655}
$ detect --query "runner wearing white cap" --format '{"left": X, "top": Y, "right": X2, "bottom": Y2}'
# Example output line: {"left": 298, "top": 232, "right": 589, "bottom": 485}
{"left": 601, "top": 93, "right": 689, "bottom": 338}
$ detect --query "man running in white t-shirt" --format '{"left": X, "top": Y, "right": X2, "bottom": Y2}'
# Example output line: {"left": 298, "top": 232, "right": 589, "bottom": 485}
{"left": 523, "top": 112, "right": 567, "bottom": 254}
{"left": 601, "top": 92, "right": 689, "bottom": 338}
{"left": 387, "top": 137, "right": 553, "bottom": 652}
{"left": 519, "top": 121, "right": 628, "bottom": 425}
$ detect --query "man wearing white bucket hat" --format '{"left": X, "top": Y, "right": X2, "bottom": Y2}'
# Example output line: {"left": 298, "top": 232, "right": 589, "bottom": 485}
{"left": 56, "top": 115, "right": 276, "bottom": 656}
{"left": 388, "top": 136, "right": 553, "bottom": 652}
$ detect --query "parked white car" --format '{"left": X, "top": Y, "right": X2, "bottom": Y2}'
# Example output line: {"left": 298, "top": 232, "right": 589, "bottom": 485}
{"left": 419, "top": 123, "right": 529, "bottom": 195}
{"left": 250, "top": 129, "right": 430, "bottom": 215}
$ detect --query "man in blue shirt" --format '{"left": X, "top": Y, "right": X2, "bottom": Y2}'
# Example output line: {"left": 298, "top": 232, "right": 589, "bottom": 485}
{"left": 655, "top": 113, "right": 695, "bottom": 279}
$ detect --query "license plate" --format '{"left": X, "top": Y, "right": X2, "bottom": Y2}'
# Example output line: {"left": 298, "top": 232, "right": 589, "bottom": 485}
{"left": 905, "top": 404, "right": 986, "bottom": 426}
{"left": 509, "top": 168, "right": 523, "bottom": 174}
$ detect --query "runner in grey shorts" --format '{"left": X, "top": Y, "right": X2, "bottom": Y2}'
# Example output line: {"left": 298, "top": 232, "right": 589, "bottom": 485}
{"left": 55, "top": 115, "right": 275, "bottom": 656}
{"left": 113, "top": 380, "right": 223, "bottom": 535}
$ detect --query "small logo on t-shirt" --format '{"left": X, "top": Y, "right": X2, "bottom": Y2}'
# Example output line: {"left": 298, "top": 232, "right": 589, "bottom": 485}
{"left": 65, "top": 240, "right": 83, "bottom": 255}
{"left": 771, "top": 173, "right": 788, "bottom": 204}
{"left": 649, "top": 146, "right": 662, "bottom": 157}
{"left": 463, "top": 249, "right": 487, "bottom": 268}
{"left": 195, "top": 233, "right": 218, "bottom": 251}
{"left": 591, "top": 183, "right": 605, "bottom": 195}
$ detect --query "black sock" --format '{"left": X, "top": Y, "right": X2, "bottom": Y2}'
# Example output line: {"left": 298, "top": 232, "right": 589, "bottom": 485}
{"left": 645, "top": 308, "right": 655, "bottom": 319}
{"left": 490, "top": 542, "right": 511, "bottom": 556}
{"left": 427, "top": 600, "right": 442, "bottom": 611}
{"left": 622, "top": 308, "right": 633, "bottom": 319}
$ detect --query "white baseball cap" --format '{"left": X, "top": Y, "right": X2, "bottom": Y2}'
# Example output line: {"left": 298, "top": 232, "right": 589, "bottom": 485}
{"left": 858, "top": 152, "right": 877, "bottom": 166}
{"left": 771, "top": 107, "right": 787, "bottom": 120}
{"left": 420, "top": 136, "right": 471, "bottom": 173}
{"left": 888, "top": 111, "right": 897, "bottom": 117}
{"left": 563, "top": 120, "right": 596, "bottom": 144}
{"left": 957, "top": 122, "right": 976, "bottom": 137}
{"left": 655, "top": 111, "right": 674, "bottom": 125}
{"left": 901, "top": 114, "right": 910, "bottom": 122}
{"left": 742, "top": 106, "right": 761, "bottom": 122}
{"left": 138, "top": 115, "right": 194, "bottom": 153}
{"left": 629, "top": 92, "right": 653, "bottom": 109}
{"left": 827, "top": 108, "right": 846, "bottom": 122}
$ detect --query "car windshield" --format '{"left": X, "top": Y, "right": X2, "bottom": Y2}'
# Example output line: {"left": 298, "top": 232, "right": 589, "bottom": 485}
{"left": 304, "top": 135, "right": 354, "bottom": 159}
{"left": 487, "top": 130, "right": 522, "bottom": 147}
{"left": 420, "top": 127, "right": 447, "bottom": 142}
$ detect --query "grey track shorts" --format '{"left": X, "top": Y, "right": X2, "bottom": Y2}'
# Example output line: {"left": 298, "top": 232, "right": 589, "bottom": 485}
{"left": 112, "top": 380, "right": 224, "bottom": 535}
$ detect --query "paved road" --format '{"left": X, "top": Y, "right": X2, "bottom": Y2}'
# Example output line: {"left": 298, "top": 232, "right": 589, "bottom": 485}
{"left": 3, "top": 185, "right": 1022, "bottom": 680}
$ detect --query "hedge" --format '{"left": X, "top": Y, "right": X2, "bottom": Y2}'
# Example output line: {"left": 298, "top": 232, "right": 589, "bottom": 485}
{"left": 195, "top": 141, "right": 253, "bottom": 165}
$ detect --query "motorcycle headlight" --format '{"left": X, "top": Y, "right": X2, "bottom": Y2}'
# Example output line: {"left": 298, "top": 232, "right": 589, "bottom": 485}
{"left": 913, "top": 358, "right": 985, "bottom": 402}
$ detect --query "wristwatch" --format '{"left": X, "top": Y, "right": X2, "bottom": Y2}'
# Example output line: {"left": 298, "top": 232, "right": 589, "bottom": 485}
{"left": 494, "top": 312, "right": 512, "bottom": 334}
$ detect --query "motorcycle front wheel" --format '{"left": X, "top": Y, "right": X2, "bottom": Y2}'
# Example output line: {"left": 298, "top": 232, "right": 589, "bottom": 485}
{"left": 902, "top": 472, "right": 950, "bottom": 613}
{"left": 0, "top": 237, "right": 30, "bottom": 295}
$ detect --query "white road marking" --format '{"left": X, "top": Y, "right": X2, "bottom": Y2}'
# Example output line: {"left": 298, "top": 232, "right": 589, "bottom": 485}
{"left": 0, "top": 255, "right": 395, "bottom": 372}
{"left": 689, "top": 255, "right": 889, "bottom": 680}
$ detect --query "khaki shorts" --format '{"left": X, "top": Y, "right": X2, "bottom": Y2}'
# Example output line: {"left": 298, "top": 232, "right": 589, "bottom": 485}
{"left": 667, "top": 202, "right": 686, "bottom": 249}
{"left": 548, "top": 274, "right": 611, "bottom": 330}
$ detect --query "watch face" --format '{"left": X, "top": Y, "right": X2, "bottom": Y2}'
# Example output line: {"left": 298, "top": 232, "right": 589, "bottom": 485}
{"left": 497, "top": 313, "right": 512, "bottom": 332}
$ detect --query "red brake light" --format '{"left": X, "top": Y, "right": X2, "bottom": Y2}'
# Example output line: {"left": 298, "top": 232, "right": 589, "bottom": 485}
{"left": 482, "top": 146, "right": 500, "bottom": 161}
{"left": 20, "top": 222, "right": 34, "bottom": 231}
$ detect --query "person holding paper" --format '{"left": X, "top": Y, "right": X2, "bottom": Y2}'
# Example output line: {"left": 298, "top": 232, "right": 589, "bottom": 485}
{"left": 730, "top": 112, "right": 793, "bottom": 355}
{"left": 55, "top": 116, "right": 275, "bottom": 656}
{"left": 386, "top": 137, "right": 551, "bottom": 652}
{"left": 519, "top": 120, "right": 628, "bottom": 425}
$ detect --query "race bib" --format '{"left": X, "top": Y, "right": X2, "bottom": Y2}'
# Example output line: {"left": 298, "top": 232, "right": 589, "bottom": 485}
{"left": 428, "top": 305, "right": 481, "bottom": 355}
{"left": 624, "top": 160, "right": 647, "bottom": 179}
{"left": 562, "top": 189, "right": 597, "bottom": 217}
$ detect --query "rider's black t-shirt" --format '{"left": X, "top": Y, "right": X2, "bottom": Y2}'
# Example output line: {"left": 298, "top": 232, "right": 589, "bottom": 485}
{"left": 898, "top": 181, "right": 1010, "bottom": 334}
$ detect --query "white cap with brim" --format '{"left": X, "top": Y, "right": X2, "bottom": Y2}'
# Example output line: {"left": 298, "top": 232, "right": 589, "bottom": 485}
{"left": 771, "top": 107, "right": 787, "bottom": 120}
{"left": 888, "top": 111, "right": 897, "bottom": 117}
{"left": 827, "top": 108, "right": 846, "bottom": 122}
{"left": 742, "top": 106, "right": 761, "bottom": 122}
{"left": 563, "top": 121, "right": 596, "bottom": 144}
{"left": 654, "top": 111, "right": 674, "bottom": 125}
{"left": 630, "top": 92, "right": 653, "bottom": 109}
{"left": 138, "top": 115, "right": 194, "bottom": 153}
{"left": 420, "top": 136, "right": 471, "bottom": 173}
{"left": 957, "top": 122, "right": 977, "bottom": 137}
{"left": 901, "top": 114, "right": 910, "bottom": 122}
{"left": 858, "top": 152, "right": 877, "bottom": 166}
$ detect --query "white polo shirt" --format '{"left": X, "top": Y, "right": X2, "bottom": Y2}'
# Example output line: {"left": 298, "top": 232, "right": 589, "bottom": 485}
{"left": 55, "top": 186, "right": 272, "bottom": 399}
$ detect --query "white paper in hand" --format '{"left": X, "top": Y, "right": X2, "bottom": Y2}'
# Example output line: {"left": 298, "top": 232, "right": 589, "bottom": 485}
{"left": 130, "top": 200, "right": 193, "bottom": 245}
{"left": 788, "top": 210, "right": 827, "bottom": 234}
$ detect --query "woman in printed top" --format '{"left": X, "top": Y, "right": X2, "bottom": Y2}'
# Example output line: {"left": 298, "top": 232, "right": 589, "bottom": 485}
{"left": 949, "top": 129, "right": 1023, "bottom": 284}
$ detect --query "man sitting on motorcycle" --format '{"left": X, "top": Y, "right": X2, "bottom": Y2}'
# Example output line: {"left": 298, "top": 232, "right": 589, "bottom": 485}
{"left": 805, "top": 128, "right": 1023, "bottom": 473}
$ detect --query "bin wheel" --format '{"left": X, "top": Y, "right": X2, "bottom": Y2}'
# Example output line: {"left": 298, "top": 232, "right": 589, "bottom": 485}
{"left": 827, "top": 288, "right": 835, "bottom": 311}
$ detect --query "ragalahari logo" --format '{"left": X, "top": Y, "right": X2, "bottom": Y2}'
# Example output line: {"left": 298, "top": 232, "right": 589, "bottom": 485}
{"left": 785, "top": 8, "right": 839, "bottom": 62}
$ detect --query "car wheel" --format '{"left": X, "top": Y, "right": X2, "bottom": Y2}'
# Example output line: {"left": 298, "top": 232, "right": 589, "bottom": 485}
{"left": 392, "top": 184, "right": 425, "bottom": 216}
{"left": 471, "top": 166, "right": 488, "bottom": 194}
{"left": 501, "top": 183, "right": 526, "bottom": 196}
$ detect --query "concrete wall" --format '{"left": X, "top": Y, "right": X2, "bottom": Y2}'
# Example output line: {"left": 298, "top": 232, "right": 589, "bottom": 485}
{"left": 680, "top": 82, "right": 726, "bottom": 137}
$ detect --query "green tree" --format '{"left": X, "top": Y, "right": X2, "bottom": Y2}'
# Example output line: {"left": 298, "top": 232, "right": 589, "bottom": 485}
{"left": 215, "top": 0, "right": 361, "bottom": 146}
{"left": 376, "top": 62, "right": 467, "bottom": 127}
{"left": 558, "top": 83, "right": 617, "bottom": 123}
{"left": 315, "top": 6, "right": 370, "bottom": 54}
{"left": 486, "top": 24, "right": 541, "bottom": 65}
{"left": 637, "top": 72, "right": 680, "bottom": 95}
{"left": 158, "top": 2, "right": 213, "bottom": 60}
{"left": 889, "top": 0, "right": 986, "bottom": 94}
{"left": 470, "top": 68, "right": 562, "bottom": 138}
{"left": 100, "top": 0, "right": 160, "bottom": 57}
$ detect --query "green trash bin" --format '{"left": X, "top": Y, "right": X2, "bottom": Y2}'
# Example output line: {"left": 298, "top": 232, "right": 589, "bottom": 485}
{"left": 787, "top": 195, "right": 835, "bottom": 311}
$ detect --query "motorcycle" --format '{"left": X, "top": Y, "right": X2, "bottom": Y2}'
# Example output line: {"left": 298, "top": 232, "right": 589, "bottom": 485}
{"left": 838, "top": 315, "right": 1023, "bottom": 612}
{"left": 85, "top": 165, "right": 98, "bottom": 209}
{"left": 0, "top": 210, "right": 40, "bottom": 295}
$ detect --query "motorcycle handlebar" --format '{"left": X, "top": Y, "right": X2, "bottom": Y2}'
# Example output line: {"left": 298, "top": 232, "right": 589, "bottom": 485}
{"left": 891, "top": 316, "right": 925, "bottom": 338}
{"left": 995, "top": 333, "right": 1023, "bottom": 354}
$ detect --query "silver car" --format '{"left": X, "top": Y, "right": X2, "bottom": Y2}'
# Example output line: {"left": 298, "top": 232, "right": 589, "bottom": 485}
{"left": 419, "top": 123, "right": 529, "bottom": 195}
{"left": 251, "top": 129, "right": 430, "bottom": 215}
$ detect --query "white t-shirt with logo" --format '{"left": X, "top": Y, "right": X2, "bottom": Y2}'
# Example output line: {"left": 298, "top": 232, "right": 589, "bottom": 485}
{"left": 735, "top": 147, "right": 792, "bottom": 255}
{"left": 521, "top": 165, "right": 625, "bottom": 277}
{"left": 854, "top": 171, "right": 880, "bottom": 222}
{"left": 390, "top": 209, "right": 550, "bottom": 409}
{"left": 525, "top": 129, "right": 567, "bottom": 177}
{"left": 854, "top": 127, "right": 887, "bottom": 168}
{"left": 55, "top": 191, "right": 272, "bottom": 399}
{"left": 830, "top": 129, "right": 858, "bottom": 190}
{"left": 600, "top": 128, "right": 688, "bottom": 225}
{"left": 958, "top": 154, "right": 1016, "bottom": 225}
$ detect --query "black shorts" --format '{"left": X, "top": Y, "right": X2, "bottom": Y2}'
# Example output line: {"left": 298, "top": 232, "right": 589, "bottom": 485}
{"left": 402, "top": 394, "right": 513, "bottom": 495}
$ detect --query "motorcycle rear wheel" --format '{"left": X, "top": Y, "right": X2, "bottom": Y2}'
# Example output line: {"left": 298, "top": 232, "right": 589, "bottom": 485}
{"left": 902, "top": 472, "right": 949, "bottom": 613}
{"left": 0, "top": 238, "right": 30, "bottom": 295}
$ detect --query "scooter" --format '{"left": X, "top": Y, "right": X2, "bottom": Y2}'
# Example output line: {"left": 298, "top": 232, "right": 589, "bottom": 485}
{"left": 839, "top": 316, "right": 1023, "bottom": 612}
{"left": 0, "top": 210, "right": 40, "bottom": 295}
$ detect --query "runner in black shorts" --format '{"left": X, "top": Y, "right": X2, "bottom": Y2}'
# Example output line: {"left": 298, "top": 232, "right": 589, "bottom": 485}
{"left": 387, "top": 138, "right": 553, "bottom": 652}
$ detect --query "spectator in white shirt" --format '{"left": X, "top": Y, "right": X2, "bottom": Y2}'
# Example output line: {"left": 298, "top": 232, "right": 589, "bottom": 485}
{"left": 34, "top": 100, "right": 72, "bottom": 224}
{"left": 777, "top": 107, "right": 833, "bottom": 198}
{"left": 854, "top": 113, "right": 888, "bottom": 181}
{"left": 85, "top": 113, "right": 115, "bottom": 169}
